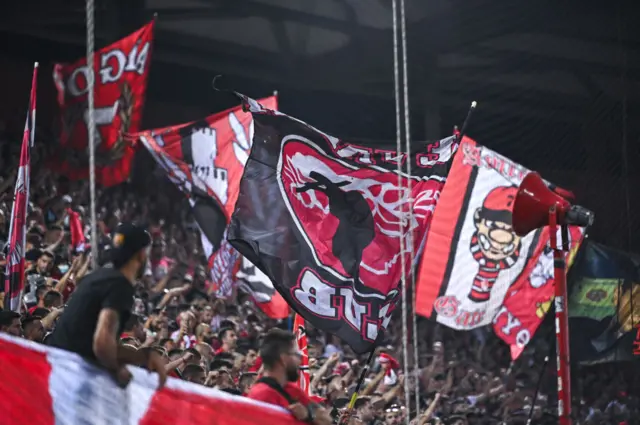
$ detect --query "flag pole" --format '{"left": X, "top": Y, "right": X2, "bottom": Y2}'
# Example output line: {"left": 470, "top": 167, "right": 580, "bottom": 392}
{"left": 549, "top": 209, "right": 572, "bottom": 425}
{"left": 86, "top": 0, "right": 98, "bottom": 268}
{"left": 338, "top": 348, "right": 376, "bottom": 425}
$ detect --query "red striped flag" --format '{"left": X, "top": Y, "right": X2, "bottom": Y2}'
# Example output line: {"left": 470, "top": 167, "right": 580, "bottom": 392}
{"left": 66, "top": 207, "right": 85, "bottom": 253}
{"left": 3, "top": 62, "right": 37, "bottom": 312}
{"left": 294, "top": 314, "right": 310, "bottom": 395}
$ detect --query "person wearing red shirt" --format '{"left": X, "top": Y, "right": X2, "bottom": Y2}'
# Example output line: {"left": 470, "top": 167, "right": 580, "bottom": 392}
{"left": 247, "top": 329, "right": 331, "bottom": 425}
{"left": 214, "top": 327, "right": 237, "bottom": 355}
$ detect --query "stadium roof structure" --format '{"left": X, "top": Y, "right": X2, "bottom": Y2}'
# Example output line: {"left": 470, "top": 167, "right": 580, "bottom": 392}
{"left": 2, "top": 0, "right": 638, "bottom": 127}
{"left": 0, "top": 0, "right": 639, "bottom": 249}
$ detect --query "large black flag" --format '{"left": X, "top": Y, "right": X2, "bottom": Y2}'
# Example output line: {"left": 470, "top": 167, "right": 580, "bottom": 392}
{"left": 569, "top": 241, "right": 640, "bottom": 364}
{"left": 228, "top": 97, "right": 457, "bottom": 353}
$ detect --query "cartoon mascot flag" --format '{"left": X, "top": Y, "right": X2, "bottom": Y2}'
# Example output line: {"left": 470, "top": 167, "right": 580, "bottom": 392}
{"left": 468, "top": 186, "right": 522, "bottom": 303}
{"left": 415, "top": 139, "right": 583, "bottom": 359}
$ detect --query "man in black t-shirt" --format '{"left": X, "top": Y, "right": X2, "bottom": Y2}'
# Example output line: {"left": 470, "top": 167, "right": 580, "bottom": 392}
{"left": 47, "top": 222, "right": 167, "bottom": 388}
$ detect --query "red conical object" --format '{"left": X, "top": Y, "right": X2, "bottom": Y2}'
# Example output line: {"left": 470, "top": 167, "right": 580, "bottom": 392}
{"left": 512, "top": 172, "right": 571, "bottom": 236}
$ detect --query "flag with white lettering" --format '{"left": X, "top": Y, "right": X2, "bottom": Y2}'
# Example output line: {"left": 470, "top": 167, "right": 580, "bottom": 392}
{"left": 415, "top": 139, "right": 583, "bottom": 359}
{"left": 51, "top": 20, "right": 154, "bottom": 187}
{"left": 4, "top": 63, "right": 37, "bottom": 312}
{"left": 228, "top": 96, "right": 457, "bottom": 353}
{"left": 137, "top": 97, "right": 287, "bottom": 301}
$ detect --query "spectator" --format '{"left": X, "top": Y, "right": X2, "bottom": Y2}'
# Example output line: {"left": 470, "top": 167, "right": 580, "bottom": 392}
{"left": 46, "top": 223, "right": 167, "bottom": 388}
{"left": 21, "top": 316, "right": 45, "bottom": 343}
{"left": 247, "top": 328, "right": 332, "bottom": 425}
{"left": 215, "top": 326, "right": 237, "bottom": 355}
{"left": 0, "top": 310, "right": 21, "bottom": 337}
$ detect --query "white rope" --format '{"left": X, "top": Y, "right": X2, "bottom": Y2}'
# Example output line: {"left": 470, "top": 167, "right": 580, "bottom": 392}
{"left": 85, "top": 0, "right": 98, "bottom": 268}
{"left": 391, "top": 1, "right": 411, "bottom": 423}
{"left": 399, "top": 0, "right": 421, "bottom": 415}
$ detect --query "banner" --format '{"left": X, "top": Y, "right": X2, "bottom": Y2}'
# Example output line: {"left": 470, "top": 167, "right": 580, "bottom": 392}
{"left": 137, "top": 97, "right": 288, "bottom": 304}
{"left": 52, "top": 20, "right": 154, "bottom": 187}
{"left": 228, "top": 96, "right": 457, "bottom": 353}
{"left": 236, "top": 256, "right": 289, "bottom": 319}
{"left": 415, "top": 139, "right": 583, "bottom": 358}
{"left": 3, "top": 63, "right": 37, "bottom": 312}
{"left": 0, "top": 334, "right": 302, "bottom": 425}
{"left": 569, "top": 241, "right": 640, "bottom": 364}
{"left": 294, "top": 314, "right": 310, "bottom": 394}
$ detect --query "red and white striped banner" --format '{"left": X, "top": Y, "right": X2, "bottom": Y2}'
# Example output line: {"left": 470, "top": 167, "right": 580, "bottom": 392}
{"left": 0, "top": 334, "right": 303, "bottom": 425}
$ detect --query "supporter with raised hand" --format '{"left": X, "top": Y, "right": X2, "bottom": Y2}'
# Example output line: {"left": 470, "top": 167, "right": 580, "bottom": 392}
{"left": 46, "top": 223, "right": 167, "bottom": 389}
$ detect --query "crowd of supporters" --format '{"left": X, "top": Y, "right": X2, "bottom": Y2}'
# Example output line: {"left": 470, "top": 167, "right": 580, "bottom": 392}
{"left": 0, "top": 118, "right": 638, "bottom": 425}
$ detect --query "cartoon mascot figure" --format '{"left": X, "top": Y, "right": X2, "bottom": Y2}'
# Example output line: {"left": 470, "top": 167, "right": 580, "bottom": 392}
{"left": 468, "top": 185, "right": 522, "bottom": 303}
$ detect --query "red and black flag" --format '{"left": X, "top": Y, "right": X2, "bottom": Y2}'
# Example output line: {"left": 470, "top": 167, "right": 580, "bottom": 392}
{"left": 51, "top": 20, "right": 154, "bottom": 187}
{"left": 228, "top": 96, "right": 457, "bottom": 353}
{"left": 294, "top": 314, "right": 310, "bottom": 394}
{"left": 4, "top": 63, "right": 37, "bottom": 312}
{"left": 236, "top": 256, "right": 290, "bottom": 319}
{"left": 136, "top": 97, "right": 284, "bottom": 302}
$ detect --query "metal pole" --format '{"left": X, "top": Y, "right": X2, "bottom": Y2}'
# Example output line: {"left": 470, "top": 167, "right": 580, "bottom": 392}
{"left": 86, "top": 0, "right": 98, "bottom": 269}
{"left": 549, "top": 209, "right": 572, "bottom": 425}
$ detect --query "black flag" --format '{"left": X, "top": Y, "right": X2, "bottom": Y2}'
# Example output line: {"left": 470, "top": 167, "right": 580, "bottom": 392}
{"left": 228, "top": 97, "right": 457, "bottom": 353}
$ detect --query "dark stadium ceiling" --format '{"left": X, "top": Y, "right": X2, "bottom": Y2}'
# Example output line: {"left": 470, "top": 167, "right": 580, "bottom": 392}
{"left": 1, "top": 0, "right": 639, "bottom": 124}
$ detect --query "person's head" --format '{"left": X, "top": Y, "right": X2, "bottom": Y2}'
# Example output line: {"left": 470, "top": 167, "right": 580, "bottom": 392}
{"left": 241, "top": 347, "right": 258, "bottom": 368}
{"left": 109, "top": 223, "right": 151, "bottom": 280}
{"left": 355, "top": 397, "right": 375, "bottom": 422}
{"left": 195, "top": 323, "right": 213, "bottom": 342}
{"left": 232, "top": 352, "right": 245, "bottom": 372}
{"left": 182, "top": 364, "right": 206, "bottom": 385}
{"left": 238, "top": 372, "right": 257, "bottom": 393}
{"left": 384, "top": 404, "right": 403, "bottom": 425}
{"left": 194, "top": 342, "right": 214, "bottom": 365}
{"left": 260, "top": 328, "right": 301, "bottom": 382}
{"left": 124, "top": 313, "right": 145, "bottom": 342}
{"left": 200, "top": 306, "right": 214, "bottom": 324}
{"left": 159, "top": 338, "right": 176, "bottom": 351}
{"left": 168, "top": 348, "right": 184, "bottom": 362}
{"left": 185, "top": 348, "right": 202, "bottom": 365}
{"left": 21, "top": 316, "right": 45, "bottom": 342}
{"left": 150, "top": 239, "right": 165, "bottom": 259}
{"left": 43, "top": 290, "right": 63, "bottom": 309}
{"left": 219, "top": 327, "right": 237, "bottom": 351}
{"left": 36, "top": 251, "right": 54, "bottom": 274}
{"left": 0, "top": 311, "right": 22, "bottom": 337}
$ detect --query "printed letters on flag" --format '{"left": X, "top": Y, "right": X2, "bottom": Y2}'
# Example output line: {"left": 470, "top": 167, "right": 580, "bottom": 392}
{"left": 137, "top": 97, "right": 285, "bottom": 302}
{"left": 415, "top": 139, "right": 583, "bottom": 359}
{"left": 294, "top": 314, "right": 310, "bottom": 394}
{"left": 4, "top": 64, "right": 37, "bottom": 312}
{"left": 569, "top": 241, "right": 640, "bottom": 364}
{"left": 51, "top": 20, "right": 154, "bottom": 187}
{"left": 228, "top": 96, "right": 457, "bottom": 353}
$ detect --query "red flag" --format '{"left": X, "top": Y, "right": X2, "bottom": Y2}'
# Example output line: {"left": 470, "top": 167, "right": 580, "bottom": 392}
{"left": 4, "top": 63, "right": 37, "bottom": 312}
{"left": 51, "top": 20, "right": 154, "bottom": 187}
{"left": 294, "top": 314, "right": 310, "bottom": 395}
{"left": 136, "top": 96, "right": 281, "bottom": 300}
{"left": 66, "top": 208, "right": 85, "bottom": 254}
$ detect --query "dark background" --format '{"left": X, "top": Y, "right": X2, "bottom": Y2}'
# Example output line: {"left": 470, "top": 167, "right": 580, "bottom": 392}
{"left": 0, "top": 0, "right": 639, "bottom": 251}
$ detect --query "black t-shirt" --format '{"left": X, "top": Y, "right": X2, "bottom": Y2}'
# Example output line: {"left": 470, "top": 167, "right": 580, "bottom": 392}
{"left": 47, "top": 267, "right": 134, "bottom": 360}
